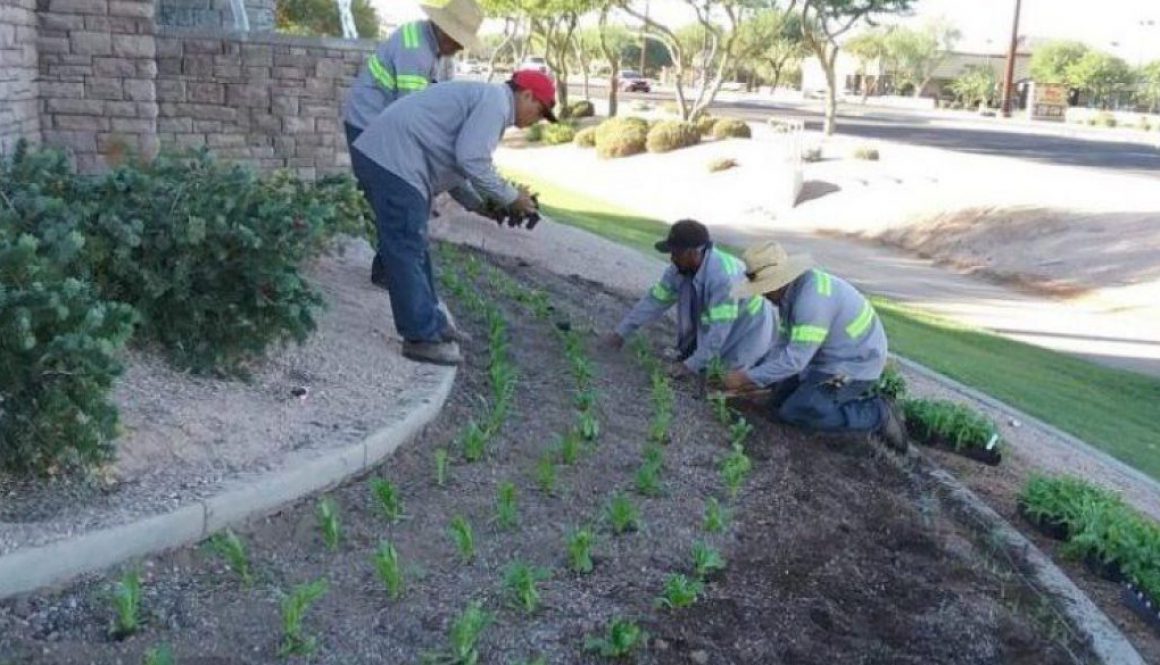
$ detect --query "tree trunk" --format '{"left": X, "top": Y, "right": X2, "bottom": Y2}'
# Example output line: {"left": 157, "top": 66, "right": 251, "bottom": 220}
{"left": 823, "top": 47, "right": 838, "bottom": 136}
{"left": 609, "top": 65, "right": 619, "bottom": 117}
{"left": 597, "top": 8, "right": 618, "bottom": 117}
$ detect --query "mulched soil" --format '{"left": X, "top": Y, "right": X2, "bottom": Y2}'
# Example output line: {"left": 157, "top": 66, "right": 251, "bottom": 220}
{"left": 0, "top": 245, "right": 1095, "bottom": 664}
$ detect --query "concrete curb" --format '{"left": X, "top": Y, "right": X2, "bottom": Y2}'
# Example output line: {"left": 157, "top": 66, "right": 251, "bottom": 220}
{"left": 0, "top": 365, "right": 457, "bottom": 600}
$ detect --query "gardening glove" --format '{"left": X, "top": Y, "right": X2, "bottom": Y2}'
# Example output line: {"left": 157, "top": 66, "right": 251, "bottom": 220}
{"left": 513, "top": 187, "right": 537, "bottom": 216}
{"left": 723, "top": 370, "right": 756, "bottom": 392}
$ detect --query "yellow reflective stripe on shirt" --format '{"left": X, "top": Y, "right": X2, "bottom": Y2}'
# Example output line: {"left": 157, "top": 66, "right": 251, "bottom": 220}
{"left": 702, "top": 302, "right": 739, "bottom": 324}
{"left": 845, "top": 300, "right": 876, "bottom": 339}
{"left": 650, "top": 283, "right": 677, "bottom": 304}
{"left": 813, "top": 269, "right": 832, "bottom": 297}
{"left": 745, "top": 295, "right": 762, "bottom": 315}
{"left": 367, "top": 54, "right": 396, "bottom": 91}
{"left": 790, "top": 324, "right": 828, "bottom": 344}
{"left": 395, "top": 74, "right": 429, "bottom": 91}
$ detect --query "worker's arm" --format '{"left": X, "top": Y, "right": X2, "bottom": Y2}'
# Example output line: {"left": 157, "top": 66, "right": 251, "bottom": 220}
{"left": 744, "top": 290, "right": 836, "bottom": 386}
{"left": 454, "top": 91, "right": 519, "bottom": 206}
{"left": 682, "top": 273, "right": 739, "bottom": 373}
{"left": 447, "top": 181, "right": 484, "bottom": 212}
{"left": 614, "top": 266, "right": 681, "bottom": 339}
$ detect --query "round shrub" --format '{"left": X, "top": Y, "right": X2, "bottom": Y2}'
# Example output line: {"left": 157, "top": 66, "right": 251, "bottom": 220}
{"left": 525, "top": 123, "right": 545, "bottom": 142}
{"left": 662, "top": 101, "right": 685, "bottom": 115}
{"left": 574, "top": 127, "right": 597, "bottom": 148}
{"left": 1096, "top": 112, "right": 1117, "bottom": 128}
{"left": 568, "top": 100, "right": 595, "bottom": 118}
{"left": 646, "top": 120, "right": 701, "bottom": 153}
{"left": 711, "top": 118, "right": 751, "bottom": 139}
{"left": 694, "top": 114, "right": 717, "bottom": 136}
{"left": 595, "top": 117, "right": 649, "bottom": 159}
{"left": 542, "top": 123, "right": 577, "bottom": 145}
{"left": 852, "top": 145, "right": 880, "bottom": 161}
{"left": 707, "top": 157, "right": 738, "bottom": 173}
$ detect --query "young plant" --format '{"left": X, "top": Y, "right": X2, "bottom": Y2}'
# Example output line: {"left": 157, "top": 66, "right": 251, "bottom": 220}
{"left": 460, "top": 420, "right": 488, "bottom": 463}
{"left": 577, "top": 409, "right": 600, "bottom": 441}
{"left": 208, "top": 528, "right": 253, "bottom": 586}
{"left": 703, "top": 497, "right": 730, "bottom": 533}
{"left": 566, "top": 527, "right": 596, "bottom": 574}
{"left": 534, "top": 454, "right": 557, "bottom": 496}
{"left": 584, "top": 617, "right": 648, "bottom": 659}
{"left": 605, "top": 492, "right": 641, "bottom": 535}
{"left": 720, "top": 444, "right": 753, "bottom": 500}
{"left": 425, "top": 601, "right": 491, "bottom": 665}
{"left": 655, "top": 573, "right": 703, "bottom": 610}
{"left": 503, "top": 561, "right": 549, "bottom": 614}
{"left": 642, "top": 443, "right": 665, "bottom": 469}
{"left": 495, "top": 481, "right": 520, "bottom": 530}
{"left": 372, "top": 540, "right": 404, "bottom": 599}
{"left": 435, "top": 447, "right": 449, "bottom": 487}
{"left": 370, "top": 478, "right": 405, "bottom": 523}
{"left": 728, "top": 417, "right": 754, "bottom": 448}
{"left": 635, "top": 460, "right": 663, "bottom": 497}
{"left": 279, "top": 579, "right": 328, "bottom": 657}
{"left": 874, "top": 363, "right": 908, "bottom": 399}
{"left": 648, "top": 412, "right": 671, "bottom": 444}
{"left": 317, "top": 497, "right": 341, "bottom": 551}
{"left": 706, "top": 355, "right": 727, "bottom": 385}
{"left": 574, "top": 387, "right": 597, "bottom": 412}
{"left": 708, "top": 392, "right": 731, "bottom": 424}
{"left": 448, "top": 515, "right": 476, "bottom": 563}
{"left": 902, "top": 398, "right": 1002, "bottom": 452}
{"left": 556, "top": 430, "right": 583, "bottom": 465}
{"left": 108, "top": 568, "right": 142, "bottom": 639}
{"left": 143, "top": 644, "right": 175, "bottom": 665}
{"left": 691, "top": 540, "right": 727, "bottom": 579}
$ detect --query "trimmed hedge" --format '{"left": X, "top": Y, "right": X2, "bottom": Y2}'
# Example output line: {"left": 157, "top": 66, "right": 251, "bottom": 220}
{"left": 646, "top": 120, "right": 701, "bottom": 153}
{"left": 711, "top": 118, "right": 751, "bottom": 139}
{"left": 566, "top": 100, "right": 595, "bottom": 119}
{"left": 574, "top": 127, "right": 597, "bottom": 148}
{"left": 542, "top": 123, "right": 577, "bottom": 145}
{"left": 595, "top": 117, "right": 649, "bottom": 159}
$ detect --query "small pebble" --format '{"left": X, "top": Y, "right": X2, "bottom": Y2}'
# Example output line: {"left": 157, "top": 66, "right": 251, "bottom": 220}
{"left": 654, "top": 638, "right": 669, "bottom": 651}
{"left": 691, "top": 650, "right": 710, "bottom": 664}
{"left": 1008, "top": 418, "right": 1021, "bottom": 428}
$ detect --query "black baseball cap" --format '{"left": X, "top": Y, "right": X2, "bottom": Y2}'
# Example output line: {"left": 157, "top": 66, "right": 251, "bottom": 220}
{"left": 654, "top": 219, "right": 710, "bottom": 253}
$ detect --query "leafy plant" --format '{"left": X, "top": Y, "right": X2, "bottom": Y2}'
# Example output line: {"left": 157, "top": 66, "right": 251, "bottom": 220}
{"left": 461, "top": 421, "right": 489, "bottom": 463}
{"left": 584, "top": 617, "right": 648, "bottom": 659}
{"left": 691, "top": 540, "right": 726, "bottom": 579}
{"left": 902, "top": 398, "right": 1001, "bottom": 452}
{"left": 566, "top": 528, "right": 596, "bottom": 574}
{"left": 720, "top": 444, "right": 753, "bottom": 499}
{"left": 635, "top": 460, "right": 663, "bottom": 497}
{"left": 370, "top": 478, "right": 405, "bottom": 523}
{"left": 317, "top": 497, "right": 341, "bottom": 551}
{"left": 605, "top": 492, "right": 641, "bottom": 535}
{"left": 705, "top": 356, "right": 728, "bottom": 384}
{"left": 423, "top": 601, "right": 491, "bottom": 665}
{"left": 648, "top": 413, "right": 671, "bottom": 444}
{"left": 728, "top": 417, "right": 754, "bottom": 448}
{"left": 642, "top": 443, "right": 665, "bottom": 470}
{"left": 448, "top": 515, "right": 476, "bottom": 563}
{"left": 208, "top": 529, "right": 253, "bottom": 586}
{"left": 435, "top": 447, "right": 449, "bottom": 487}
{"left": 372, "top": 541, "right": 404, "bottom": 599}
{"left": 535, "top": 454, "right": 557, "bottom": 496}
{"left": 495, "top": 481, "right": 520, "bottom": 530}
{"left": 109, "top": 568, "right": 142, "bottom": 639}
{"left": 655, "top": 573, "right": 703, "bottom": 610}
{"left": 503, "top": 561, "right": 549, "bottom": 614}
{"left": 873, "top": 363, "right": 908, "bottom": 399}
{"left": 708, "top": 392, "right": 732, "bottom": 424}
{"left": 574, "top": 388, "right": 597, "bottom": 412}
{"left": 279, "top": 579, "right": 328, "bottom": 657}
{"left": 577, "top": 410, "right": 601, "bottom": 441}
{"left": 143, "top": 644, "right": 175, "bottom": 665}
{"left": 852, "top": 145, "right": 880, "bottom": 160}
{"left": 703, "top": 497, "right": 730, "bottom": 533}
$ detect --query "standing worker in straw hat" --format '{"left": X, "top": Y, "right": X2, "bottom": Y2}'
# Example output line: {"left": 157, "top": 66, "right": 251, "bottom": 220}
{"left": 722, "top": 241, "right": 908, "bottom": 452}
{"left": 342, "top": 0, "right": 484, "bottom": 289}
{"left": 604, "top": 220, "right": 775, "bottom": 379}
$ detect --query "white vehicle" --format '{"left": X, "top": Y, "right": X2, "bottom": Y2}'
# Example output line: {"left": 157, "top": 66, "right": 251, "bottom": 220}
{"left": 456, "top": 59, "right": 483, "bottom": 75}
{"left": 517, "top": 56, "right": 551, "bottom": 77}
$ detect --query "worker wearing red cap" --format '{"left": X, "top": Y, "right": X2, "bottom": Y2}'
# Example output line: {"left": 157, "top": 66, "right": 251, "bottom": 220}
{"left": 350, "top": 71, "right": 557, "bottom": 366}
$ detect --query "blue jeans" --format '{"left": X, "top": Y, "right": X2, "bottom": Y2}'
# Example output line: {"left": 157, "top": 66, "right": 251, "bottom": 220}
{"left": 344, "top": 122, "right": 387, "bottom": 284}
{"left": 349, "top": 145, "right": 447, "bottom": 343}
{"left": 767, "top": 370, "right": 884, "bottom": 433}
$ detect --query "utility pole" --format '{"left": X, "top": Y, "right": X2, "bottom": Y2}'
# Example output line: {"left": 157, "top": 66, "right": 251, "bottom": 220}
{"left": 1001, "top": 0, "right": 1022, "bottom": 117}
{"left": 639, "top": 0, "right": 649, "bottom": 73}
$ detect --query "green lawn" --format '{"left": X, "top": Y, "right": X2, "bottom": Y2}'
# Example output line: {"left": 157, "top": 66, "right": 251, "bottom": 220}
{"left": 505, "top": 167, "right": 1160, "bottom": 481}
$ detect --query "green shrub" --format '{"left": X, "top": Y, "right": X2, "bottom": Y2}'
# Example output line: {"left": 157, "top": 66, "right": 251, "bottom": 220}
{"left": 872, "top": 362, "right": 907, "bottom": 399}
{"left": 707, "top": 157, "right": 738, "bottom": 173}
{"left": 526, "top": 123, "right": 545, "bottom": 142}
{"left": 852, "top": 145, "right": 880, "bottom": 160}
{"left": 901, "top": 398, "right": 1000, "bottom": 451}
{"left": 661, "top": 100, "right": 687, "bottom": 115}
{"left": 802, "top": 147, "right": 823, "bottom": 162}
{"left": 1096, "top": 112, "right": 1117, "bottom": 128}
{"left": 695, "top": 115, "right": 718, "bottom": 136}
{"left": 711, "top": 118, "right": 751, "bottom": 139}
{"left": 574, "top": 127, "right": 597, "bottom": 148}
{"left": 594, "top": 117, "right": 649, "bottom": 159}
{"left": 567, "top": 100, "right": 596, "bottom": 118}
{"left": 542, "top": 123, "right": 577, "bottom": 145}
{"left": 646, "top": 120, "right": 701, "bottom": 153}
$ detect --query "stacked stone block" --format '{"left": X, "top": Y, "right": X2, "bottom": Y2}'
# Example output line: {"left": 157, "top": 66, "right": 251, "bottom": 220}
{"left": 0, "top": 0, "right": 41, "bottom": 154}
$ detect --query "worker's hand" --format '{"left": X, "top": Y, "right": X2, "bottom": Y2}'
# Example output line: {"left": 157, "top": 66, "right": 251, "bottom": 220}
{"left": 512, "top": 187, "right": 537, "bottom": 216}
{"left": 723, "top": 370, "right": 756, "bottom": 392}
{"left": 602, "top": 332, "right": 624, "bottom": 351}
{"left": 668, "top": 361, "right": 694, "bottom": 381}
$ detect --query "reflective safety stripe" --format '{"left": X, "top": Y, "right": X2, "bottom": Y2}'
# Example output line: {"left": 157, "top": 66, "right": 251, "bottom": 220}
{"left": 403, "top": 23, "right": 421, "bottom": 49}
{"left": 745, "top": 295, "right": 762, "bottom": 315}
{"left": 845, "top": 300, "right": 876, "bottom": 339}
{"left": 702, "top": 302, "right": 739, "bottom": 324}
{"left": 368, "top": 54, "right": 396, "bottom": 91}
{"left": 813, "top": 269, "right": 832, "bottom": 297}
{"left": 395, "top": 74, "right": 429, "bottom": 91}
{"left": 714, "top": 249, "right": 744, "bottom": 276}
{"left": 650, "top": 283, "right": 677, "bottom": 304}
{"left": 790, "top": 324, "right": 828, "bottom": 344}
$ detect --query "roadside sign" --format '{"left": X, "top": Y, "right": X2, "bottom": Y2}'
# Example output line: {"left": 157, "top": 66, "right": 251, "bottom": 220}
{"left": 1028, "top": 82, "right": 1068, "bottom": 122}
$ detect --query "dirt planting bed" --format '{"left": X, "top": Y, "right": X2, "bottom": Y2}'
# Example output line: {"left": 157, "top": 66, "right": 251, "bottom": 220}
{"left": 0, "top": 246, "right": 1096, "bottom": 664}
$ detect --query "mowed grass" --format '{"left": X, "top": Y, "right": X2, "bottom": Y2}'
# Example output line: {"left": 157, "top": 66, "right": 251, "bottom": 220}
{"left": 504, "top": 167, "right": 1160, "bottom": 481}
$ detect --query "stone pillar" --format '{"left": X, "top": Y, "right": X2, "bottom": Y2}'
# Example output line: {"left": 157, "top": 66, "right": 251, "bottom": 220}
{"left": 0, "top": 0, "right": 41, "bottom": 154}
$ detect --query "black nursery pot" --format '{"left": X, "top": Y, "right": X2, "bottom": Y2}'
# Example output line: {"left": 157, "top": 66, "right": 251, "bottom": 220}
{"left": 1017, "top": 501, "right": 1070, "bottom": 541}
{"left": 1083, "top": 553, "right": 1124, "bottom": 584}
{"left": 1122, "top": 581, "right": 1160, "bottom": 635}
{"left": 916, "top": 432, "right": 1003, "bottom": 466}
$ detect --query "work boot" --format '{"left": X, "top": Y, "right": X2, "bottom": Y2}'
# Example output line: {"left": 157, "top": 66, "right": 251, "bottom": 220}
{"left": 876, "top": 397, "right": 909, "bottom": 453}
{"left": 402, "top": 340, "right": 462, "bottom": 366}
{"left": 370, "top": 253, "right": 388, "bottom": 289}
{"left": 438, "top": 302, "right": 473, "bottom": 344}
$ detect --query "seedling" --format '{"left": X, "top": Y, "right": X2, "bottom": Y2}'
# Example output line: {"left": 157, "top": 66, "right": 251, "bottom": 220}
{"left": 728, "top": 417, "right": 754, "bottom": 448}
{"left": 557, "top": 430, "right": 583, "bottom": 465}
{"left": 534, "top": 455, "right": 557, "bottom": 496}
{"left": 423, "top": 601, "right": 491, "bottom": 665}
{"left": 435, "top": 447, "right": 449, "bottom": 487}
{"left": 461, "top": 421, "right": 488, "bottom": 463}
{"left": 720, "top": 444, "right": 753, "bottom": 499}
{"left": 279, "top": 579, "right": 328, "bottom": 657}
{"left": 317, "top": 497, "right": 341, "bottom": 551}
{"left": 574, "top": 387, "right": 597, "bottom": 412}
{"left": 648, "top": 412, "right": 671, "bottom": 444}
{"left": 370, "top": 478, "right": 405, "bottom": 523}
{"left": 513, "top": 657, "right": 548, "bottom": 665}
{"left": 605, "top": 492, "right": 641, "bottom": 535}
{"left": 566, "top": 528, "right": 596, "bottom": 574}
{"left": 448, "top": 516, "right": 476, "bottom": 563}
{"left": 577, "top": 410, "right": 600, "bottom": 441}
{"left": 584, "top": 617, "right": 648, "bottom": 659}
{"left": 902, "top": 398, "right": 1002, "bottom": 452}
{"left": 708, "top": 392, "right": 731, "bottom": 424}
{"left": 503, "top": 561, "right": 550, "bottom": 614}
{"left": 703, "top": 497, "right": 730, "bottom": 533}
{"left": 642, "top": 443, "right": 664, "bottom": 469}
{"left": 874, "top": 363, "right": 908, "bottom": 399}
{"left": 208, "top": 529, "right": 253, "bottom": 586}
{"left": 495, "top": 481, "right": 520, "bottom": 530}
{"left": 372, "top": 541, "right": 404, "bottom": 599}
{"left": 706, "top": 356, "right": 727, "bottom": 385}
{"left": 635, "top": 460, "right": 663, "bottom": 497}
{"left": 691, "top": 540, "right": 727, "bottom": 579}
{"left": 144, "top": 643, "right": 175, "bottom": 665}
{"left": 655, "top": 573, "right": 703, "bottom": 610}
{"left": 108, "top": 568, "right": 142, "bottom": 639}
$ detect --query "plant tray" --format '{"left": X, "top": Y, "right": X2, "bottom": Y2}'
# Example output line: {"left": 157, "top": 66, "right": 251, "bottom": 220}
{"left": 1083, "top": 553, "right": 1124, "bottom": 584}
{"left": 1122, "top": 582, "right": 1160, "bottom": 635}
{"left": 915, "top": 434, "right": 1002, "bottom": 466}
{"left": 1017, "top": 502, "right": 1069, "bottom": 541}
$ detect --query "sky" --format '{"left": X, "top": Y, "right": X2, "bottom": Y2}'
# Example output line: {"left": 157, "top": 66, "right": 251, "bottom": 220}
{"left": 376, "top": 0, "right": 1160, "bottom": 62}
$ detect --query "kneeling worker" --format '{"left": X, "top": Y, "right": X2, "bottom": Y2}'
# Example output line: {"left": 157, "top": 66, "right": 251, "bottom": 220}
{"left": 722, "top": 241, "right": 907, "bottom": 451}
{"left": 605, "top": 220, "right": 774, "bottom": 377}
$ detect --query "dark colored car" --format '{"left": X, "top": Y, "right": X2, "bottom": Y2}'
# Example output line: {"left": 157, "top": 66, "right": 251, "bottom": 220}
{"left": 618, "top": 70, "right": 651, "bottom": 93}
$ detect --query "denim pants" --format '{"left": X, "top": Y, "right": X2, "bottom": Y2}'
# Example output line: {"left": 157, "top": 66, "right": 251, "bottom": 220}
{"left": 344, "top": 122, "right": 386, "bottom": 283}
{"left": 349, "top": 145, "right": 447, "bottom": 343}
{"left": 767, "top": 370, "right": 884, "bottom": 433}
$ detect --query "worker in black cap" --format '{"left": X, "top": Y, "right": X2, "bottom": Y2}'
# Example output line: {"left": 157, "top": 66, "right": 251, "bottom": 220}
{"left": 604, "top": 220, "right": 775, "bottom": 379}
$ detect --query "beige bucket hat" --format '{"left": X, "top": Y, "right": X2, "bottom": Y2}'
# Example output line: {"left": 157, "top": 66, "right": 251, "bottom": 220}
{"left": 730, "top": 241, "right": 815, "bottom": 299}
{"left": 420, "top": 0, "right": 484, "bottom": 52}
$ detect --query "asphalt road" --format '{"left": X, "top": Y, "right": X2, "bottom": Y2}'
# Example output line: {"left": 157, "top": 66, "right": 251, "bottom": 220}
{"left": 569, "top": 84, "right": 1160, "bottom": 180}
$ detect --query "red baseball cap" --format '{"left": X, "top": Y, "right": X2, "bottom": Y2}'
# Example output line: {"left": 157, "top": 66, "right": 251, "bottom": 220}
{"left": 511, "top": 70, "right": 558, "bottom": 123}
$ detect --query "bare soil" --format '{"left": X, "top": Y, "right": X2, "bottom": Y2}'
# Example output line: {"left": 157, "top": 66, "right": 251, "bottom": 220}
{"left": 0, "top": 246, "right": 1096, "bottom": 664}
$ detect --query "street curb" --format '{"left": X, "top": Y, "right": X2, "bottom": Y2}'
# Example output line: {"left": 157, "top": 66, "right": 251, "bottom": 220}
{"left": 892, "top": 354, "right": 1160, "bottom": 498}
{"left": 0, "top": 365, "right": 457, "bottom": 600}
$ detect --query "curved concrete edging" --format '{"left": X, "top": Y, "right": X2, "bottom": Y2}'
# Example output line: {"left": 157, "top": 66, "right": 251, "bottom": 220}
{"left": 0, "top": 365, "right": 457, "bottom": 600}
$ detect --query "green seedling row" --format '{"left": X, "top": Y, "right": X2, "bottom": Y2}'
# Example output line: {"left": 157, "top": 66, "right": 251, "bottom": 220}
{"left": 902, "top": 397, "right": 1002, "bottom": 452}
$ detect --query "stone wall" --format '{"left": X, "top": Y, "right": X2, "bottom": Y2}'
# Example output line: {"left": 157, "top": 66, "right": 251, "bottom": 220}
{"left": 157, "top": 0, "right": 275, "bottom": 33}
{"left": 155, "top": 30, "right": 372, "bottom": 179}
{"left": 0, "top": 0, "right": 41, "bottom": 154}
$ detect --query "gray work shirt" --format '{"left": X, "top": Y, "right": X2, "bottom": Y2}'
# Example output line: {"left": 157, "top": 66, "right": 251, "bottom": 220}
{"left": 342, "top": 20, "right": 450, "bottom": 131}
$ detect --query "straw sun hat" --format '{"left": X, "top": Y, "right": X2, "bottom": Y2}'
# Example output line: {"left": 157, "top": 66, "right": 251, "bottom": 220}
{"left": 419, "top": 0, "right": 484, "bottom": 51}
{"left": 730, "top": 242, "right": 815, "bottom": 299}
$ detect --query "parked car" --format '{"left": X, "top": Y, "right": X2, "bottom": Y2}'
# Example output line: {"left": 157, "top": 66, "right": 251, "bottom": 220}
{"left": 618, "top": 70, "right": 651, "bottom": 93}
{"left": 456, "top": 59, "right": 484, "bottom": 75}
{"left": 518, "top": 56, "right": 551, "bottom": 77}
